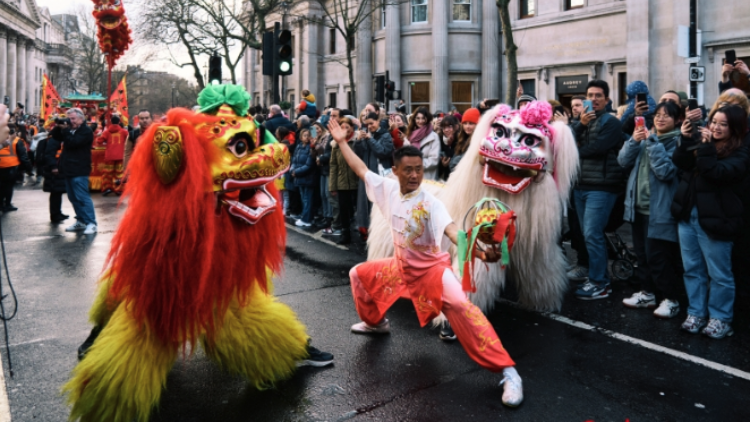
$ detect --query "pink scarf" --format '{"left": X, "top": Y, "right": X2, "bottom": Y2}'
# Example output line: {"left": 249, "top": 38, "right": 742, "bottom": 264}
{"left": 408, "top": 125, "right": 433, "bottom": 150}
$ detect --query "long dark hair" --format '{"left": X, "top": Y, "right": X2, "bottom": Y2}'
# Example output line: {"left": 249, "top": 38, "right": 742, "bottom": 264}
{"left": 709, "top": 105, "right": 748, "bottom": 158}
{"left": 406, "top": 107, "right": 432, "bottom": 139}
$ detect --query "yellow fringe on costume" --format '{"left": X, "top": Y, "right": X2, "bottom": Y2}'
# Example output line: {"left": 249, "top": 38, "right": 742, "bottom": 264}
{"left": 64, "top": 273, "right": 310, "bottom": 421}
{"left": 202, "top": 285, "right": 310, "bottom": 390}
{"left": 63, "top": 305, "right": 177, "bottom": 422}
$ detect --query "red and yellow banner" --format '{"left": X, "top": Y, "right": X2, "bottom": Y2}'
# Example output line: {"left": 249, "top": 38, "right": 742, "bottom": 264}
{"left": 40, "top": 74, "right": 62, "bottom": 121}
{"left": 109, "top": 75, "right": 129, "bottom": 126}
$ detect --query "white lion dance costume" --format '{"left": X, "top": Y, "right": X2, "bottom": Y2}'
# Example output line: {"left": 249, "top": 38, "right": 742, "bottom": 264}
{"left": 368, "top": 102, "right": 579, "bottom": 313}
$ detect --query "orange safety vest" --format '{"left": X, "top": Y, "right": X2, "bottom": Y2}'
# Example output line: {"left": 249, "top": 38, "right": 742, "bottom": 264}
{"left": 0, "top": 138, "right": 21, "bottom": 168}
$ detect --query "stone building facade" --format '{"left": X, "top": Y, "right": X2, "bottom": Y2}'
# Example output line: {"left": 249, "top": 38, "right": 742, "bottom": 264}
{"left": 1, "top": 0, "right": 43, "bottom": 112}
{"left": 242, "top": 0, "right": 750, "bottom": 114}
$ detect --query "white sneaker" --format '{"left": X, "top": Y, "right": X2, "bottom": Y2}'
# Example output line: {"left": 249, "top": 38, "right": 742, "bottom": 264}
{"left": 500, "top": 367, "right": 524, "bottom": 407}
{"left": 653, "top": 299, "right": 680, "bottom": 319}
{"left": 65, "top": 221, "right": 86, "bottom": 232}
{"left": 83, "top": 224, "right": 97, "bottom": 235}
{"left": 295, "top": 219, "right": 312, "bottom": 227}
{"left": 622, "top": 291, "right": 656, "bottom": 309}
{"left": 351, "top": 319, "right": 390, "bottom": 334}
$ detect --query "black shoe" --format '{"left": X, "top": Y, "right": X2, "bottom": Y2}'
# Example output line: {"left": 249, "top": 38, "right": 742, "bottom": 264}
{"left": 77, "top": 326, "right": 102, "bottom": 360}
{"left": 439, "top": 324, "right": 457, "bottom": 342}
{"left": 297, "top": 343, "right": 334, "bottom": 367}
{"left": 102, "top": 189, "right": 113, "bottom": 196}
{"left": 335, "top": 235, "right": 351, "bottom": 245}
{"left": 3, "top": 205, "right": 18, "bottom": 212}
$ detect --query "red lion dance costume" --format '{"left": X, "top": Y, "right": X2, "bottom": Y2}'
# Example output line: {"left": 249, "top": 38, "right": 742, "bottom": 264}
{"left": 91, "top": 0, "right": 132, "bottom": 69}
{"left": 63, "top": 85, "right": 325, "bottom": 421}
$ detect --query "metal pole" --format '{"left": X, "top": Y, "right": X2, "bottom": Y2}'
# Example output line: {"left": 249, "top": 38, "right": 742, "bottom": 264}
{"left": 272, "top": 22, "right": 280, "bottom": 104}
{"left": 385, "top": 70, "right": 390, "bottom": 112}
{"left": 689, "top": 0, "right": 697, "bottom": 99}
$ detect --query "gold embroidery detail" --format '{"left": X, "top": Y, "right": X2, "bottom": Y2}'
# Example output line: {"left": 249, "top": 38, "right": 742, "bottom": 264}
{"left": 462, "top": 300, "right": 502, "bottom": 352}
{"left": 403, "top": 201, "right": 439, "bottom": 253}
{"left": 417, "top": 295, "right": 439, "bottom": 315}
{"left": 378, "top": 265, "right": 403, "bottom": 295}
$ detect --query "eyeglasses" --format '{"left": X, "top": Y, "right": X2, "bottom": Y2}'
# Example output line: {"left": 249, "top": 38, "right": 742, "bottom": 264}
{"left": 653, "top": 114, "right": 673, "bottom": 121}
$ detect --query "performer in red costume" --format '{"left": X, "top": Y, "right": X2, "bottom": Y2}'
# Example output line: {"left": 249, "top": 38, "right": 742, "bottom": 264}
{"left": 327, "top": 119, "right": 524, "bottom": 408}
{"left": 99, "top": 115, "right": 127, "bottom": 195}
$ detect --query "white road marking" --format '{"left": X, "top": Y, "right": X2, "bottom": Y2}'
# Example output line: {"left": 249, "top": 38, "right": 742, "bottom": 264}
{"left": 498, "top": 299, "right": 750, "bottom": 382}
{"left": 0, "top": 358, "right": 10, "bottom": 422}
{"left": 285, "top": 223, "right": 349, "bottom": 251}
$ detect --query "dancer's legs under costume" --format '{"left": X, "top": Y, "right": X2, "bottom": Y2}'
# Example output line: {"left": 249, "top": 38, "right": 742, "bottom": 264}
{"left": 350, "top": 257, "right": 514, "bottom": 372}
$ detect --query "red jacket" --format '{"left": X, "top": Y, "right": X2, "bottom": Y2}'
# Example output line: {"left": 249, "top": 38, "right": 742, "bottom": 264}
{"left": 102, "top": 124, "right": 129, "bottom": 161}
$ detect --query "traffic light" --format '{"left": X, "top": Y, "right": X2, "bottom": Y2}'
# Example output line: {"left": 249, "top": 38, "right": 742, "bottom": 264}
{"left": 208, "top": 52, "right": 222, "bottom": 85}
{"left": 374, "top": 75, "right": 385, "bottom": 103}
{"left": 275, "top": 28, "right": 293, "bottom": 76}
{"left": 384, "top": 80, "right": 396, "bottom": 100}
{"left": 262, "top": 30, "right": 274, "bottom": 76}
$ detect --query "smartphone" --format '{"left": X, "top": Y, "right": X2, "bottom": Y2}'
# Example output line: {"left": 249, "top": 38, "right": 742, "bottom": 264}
{"left": 554, "top": 105, "right": 565, "bottom": 115}
{"left": 636, "top": 93, "right": 647, "bottom": 104}
{"left": 688, "top": 98, "right": 699, "bottom": 110}
{"left": 634, "top": 116, "right": 646, "bottom": 130}
{"left": 485, "top": 99, "right": 500, "bottom": 108}
{"left": 582, "top": 100, "right": 593, "bottom": 113}
{"left": 726, "top": 49, "right": 737, "bottom": 65}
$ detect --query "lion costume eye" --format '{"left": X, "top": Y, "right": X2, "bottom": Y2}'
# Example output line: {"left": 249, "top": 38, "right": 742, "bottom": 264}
{"left": 492, "top": 123, "right": 509, "bottom": 139}
{"left": 228, "top": 132, "right": 254, "bottom": 158}
{"left": 520, "top": 135, "right": 540, "bottom": 148}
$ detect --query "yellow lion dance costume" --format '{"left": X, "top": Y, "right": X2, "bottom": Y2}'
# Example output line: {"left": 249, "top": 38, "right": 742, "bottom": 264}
{"left": 63, "top": 85, "right": 323, "bottom": 421}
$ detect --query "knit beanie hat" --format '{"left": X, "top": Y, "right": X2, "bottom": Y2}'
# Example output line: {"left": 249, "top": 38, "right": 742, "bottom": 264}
{"left": 516, "top": 94, "right": 537, "bottom": 109}
{"left": 676, "top": 91, "right": 689, "bottom": 107}
{"left": 462, "top": 108, "right": 480, "bottom": 124}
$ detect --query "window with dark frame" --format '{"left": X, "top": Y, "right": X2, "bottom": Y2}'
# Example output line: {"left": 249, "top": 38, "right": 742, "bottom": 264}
{"left": 565, "top": 0, "right": 584, "bottom": 10}
{"left": 520, "top": 79, "right": 536, "bottom": 99}
{"left": 329, "top": 28, "right": 336, "bottom": 54}
{"left": 410, "top": 82, "right": 430, "bottom": 112}
{"left": 451, "top": 81, "right": 473, "bottom": 113}
{"left": 520, "top": 0, "right": 535, "bottom": 19}
{"left": 329, "top": 92, "right": 337, "bottom": 108}
{"left": 617, "top": 72, "right": 628, "bottom": 106}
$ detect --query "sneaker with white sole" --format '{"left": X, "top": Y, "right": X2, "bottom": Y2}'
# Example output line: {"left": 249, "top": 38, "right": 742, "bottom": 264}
{"left": 83, "top": 223, "right": 97, "bottom": 234}
{"left": 439, "top": 323, "right": 457, "bottom": 342}
{"left": 622, "top": 291, "right": 656, "bottom": 309}
{"left": 65, "top": 221, "right": 86, "bottom": 232}
{"left": 702, "top": 318, "right": 734, "bottom": 339}
{"left": 500, "top": 367, "right": 524, "bottom": 407}
{"left": 681, "top": 314, "right": 708, "bottom": 334}
{"left": 653, "top": 299, "right": 680, "bottom": 319}
{"left": 295, "top": 219, "right": 312, "bottom": 227}
{"left": 351, "top": 319, "right": 390, "bottom": 334}
{"left": 296, "top": 343, "right": 334, "bottom": 367}
{"left": 575, "top": 281, "right": 610, "bottom": 300}
{"left": 566, "top": 266, "right": 589, "bottom": 282}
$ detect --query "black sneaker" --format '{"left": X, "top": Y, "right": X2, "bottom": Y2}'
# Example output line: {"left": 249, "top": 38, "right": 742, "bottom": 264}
{"left": 3, "top": 205, "right": 18, "bottom": 212}
{"left": 77, "top": 326, "right": 102, "bottom": 360}
{"left": 297, "top": 343, "right": 334, "bottom": 367}
{"left": 439, "top": 324, "right": 457, "bottom": 342}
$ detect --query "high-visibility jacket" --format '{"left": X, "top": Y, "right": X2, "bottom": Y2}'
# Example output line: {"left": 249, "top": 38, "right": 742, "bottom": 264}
{"left": 0, "top": 138, "right": 22, "bottom": 168}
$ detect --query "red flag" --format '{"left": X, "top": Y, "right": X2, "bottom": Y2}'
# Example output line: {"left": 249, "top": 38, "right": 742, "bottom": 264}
{"left": 109, "top": 75, "right": 129, "bottom": 126}
{"left": 40, "top": 74, "right": 62, "bottom": 121}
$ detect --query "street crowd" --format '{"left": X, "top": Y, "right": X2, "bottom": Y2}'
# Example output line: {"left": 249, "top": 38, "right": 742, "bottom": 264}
{"left": 0, "top": 58, "right": 749, "bottom": 340}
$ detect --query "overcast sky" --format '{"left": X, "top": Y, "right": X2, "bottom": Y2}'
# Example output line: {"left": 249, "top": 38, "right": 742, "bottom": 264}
{"left": 35, "top": 0, "right": 202, "bottom": 84}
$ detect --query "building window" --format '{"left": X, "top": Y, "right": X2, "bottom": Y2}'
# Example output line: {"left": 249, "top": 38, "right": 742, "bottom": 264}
{"left": 520, "top": 0, "right": 535, "bottom": 18}
{"left": 452, "top": 0, "right": 471, "bottom": 22}
{"left": 410, "top": 81, "right": 430, "bottom": 112}
{"left": 617, "top": 72, "right": 627, "bottom": 106}
{"left": 381, "top": 4, "right": 386, "bottom": 28}
{"left": 329, "top": 28, "right": 336, "bottom": 54}
{"left": 411, "top": 0, "right": 428, "bottom": 23}
{"left": 329, "top": 92, "right": 337, "bottom": 108}
{"left": 520, "top": 79, "right": 536, "bottom": 99}
{"left": 565, "top": 0, "right": 584, "bottom": 10}
{"left": 291, "top": 35, "right": 295, "bottom": 58}
{"left": 451, "top": 81, "right": 473, "bottom": 113}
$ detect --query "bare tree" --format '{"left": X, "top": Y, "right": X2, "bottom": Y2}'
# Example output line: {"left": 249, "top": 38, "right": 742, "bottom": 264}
{"left": 497, "top": 0, "right": 518, "bottom": 105}
{"left": 71, "top": 6, "right": 107, "bottom": 95}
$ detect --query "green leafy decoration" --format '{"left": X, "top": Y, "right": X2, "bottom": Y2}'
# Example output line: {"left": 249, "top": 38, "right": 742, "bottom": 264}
{"left": 197, "top": 84, "right": 251, "bottom": 117}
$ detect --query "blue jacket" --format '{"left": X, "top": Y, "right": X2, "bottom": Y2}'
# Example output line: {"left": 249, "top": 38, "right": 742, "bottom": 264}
{"left": 300, "top": 100, "right": 317, "bottom": 118}
{"left": 264, "top": 113, "right": 296, "bottom": 137}
{"left": 290, "top": 142, "right": 316, "bottom": 187}
{"left": 617, "top": 133, "right": 680, "bottom": 242}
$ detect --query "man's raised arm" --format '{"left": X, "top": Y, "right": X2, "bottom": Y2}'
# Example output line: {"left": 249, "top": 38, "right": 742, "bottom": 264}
{"left": 327, "top": 119, "right": 369, "bottom": 180}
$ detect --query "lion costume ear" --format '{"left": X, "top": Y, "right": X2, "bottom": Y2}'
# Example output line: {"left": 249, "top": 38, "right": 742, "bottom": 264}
{"left": 152, "top": 126, "right": 184, "bottom": 184}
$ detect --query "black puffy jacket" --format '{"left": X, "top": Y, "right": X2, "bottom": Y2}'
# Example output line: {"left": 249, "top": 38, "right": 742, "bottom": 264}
{"left": 671, "top": 136, "right": 749, "bottom": 241}
{"left": 56, "top": 124, "right": 94, "bottom": 178}
{"left": 571, "top": 111, "right": 626, "bottom": 192}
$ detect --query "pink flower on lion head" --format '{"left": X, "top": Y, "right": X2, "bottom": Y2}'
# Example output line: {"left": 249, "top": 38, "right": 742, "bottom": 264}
{"left": 519, "top": 101, "right": 554, "bottom": 139}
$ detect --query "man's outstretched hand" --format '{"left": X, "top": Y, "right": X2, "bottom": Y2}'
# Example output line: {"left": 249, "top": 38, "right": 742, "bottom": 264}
{"left": 327, "top": 119, "right": 348, "bottom": 144}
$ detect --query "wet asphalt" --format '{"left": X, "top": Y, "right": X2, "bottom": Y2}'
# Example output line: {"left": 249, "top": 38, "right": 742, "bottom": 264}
{"left": 0, "top": 182, "right": 748, "bottom": 422}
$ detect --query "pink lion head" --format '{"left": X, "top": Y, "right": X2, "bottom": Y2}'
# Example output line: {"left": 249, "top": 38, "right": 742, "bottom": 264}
{"left": 478, "top": 101, "right": 556, "bottom": 194}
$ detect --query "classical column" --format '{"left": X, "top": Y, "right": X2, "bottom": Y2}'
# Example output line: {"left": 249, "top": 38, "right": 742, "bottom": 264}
{"left": 0, "top": 28, "right": 7, "bottom": 103}
{"left": 355, "top": 3, "right": 373, "bottom": 112}
{"left": 17, "top": 37, "right": 27, "bottom": 110}
{"left": 26, "top": 41, "right": 35, "bottom": 111}
{"left": 626, "top": 0, "right": 649, "bottom": 84}
{"left": 304, "top": 18, "right": 319, "bottom": 105}
{"left": 7, "top": 32, "right": 17, "bottom": 107}
{"left": 384, "top": 1, "right": 401, "bottom": 94}
{"left": 432, "top": 0, "right": 449, "bottom": 112}
{"left": 481, "top": 0, "right": 500, "bottom": 100}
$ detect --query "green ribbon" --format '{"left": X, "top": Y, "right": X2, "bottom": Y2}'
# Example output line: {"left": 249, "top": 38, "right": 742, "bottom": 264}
{"left": 197, "top": 84, "right": 251, "bottom": 117}
{"left": 458, "top": 198, "right": 514, "bottom": 278}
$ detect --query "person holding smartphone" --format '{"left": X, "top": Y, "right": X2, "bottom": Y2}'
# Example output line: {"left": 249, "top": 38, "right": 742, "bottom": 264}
{"left": 354, "top": 112, "right": 394, "bottom": 236}
{"left": 569, "top": 80, "right": 626, "bottom": 300}
{"left": 719, "top": 54, "right": 750, "bottom": 94}
{"left": 619, "top": 81, "right": 656, "bottom": 136}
